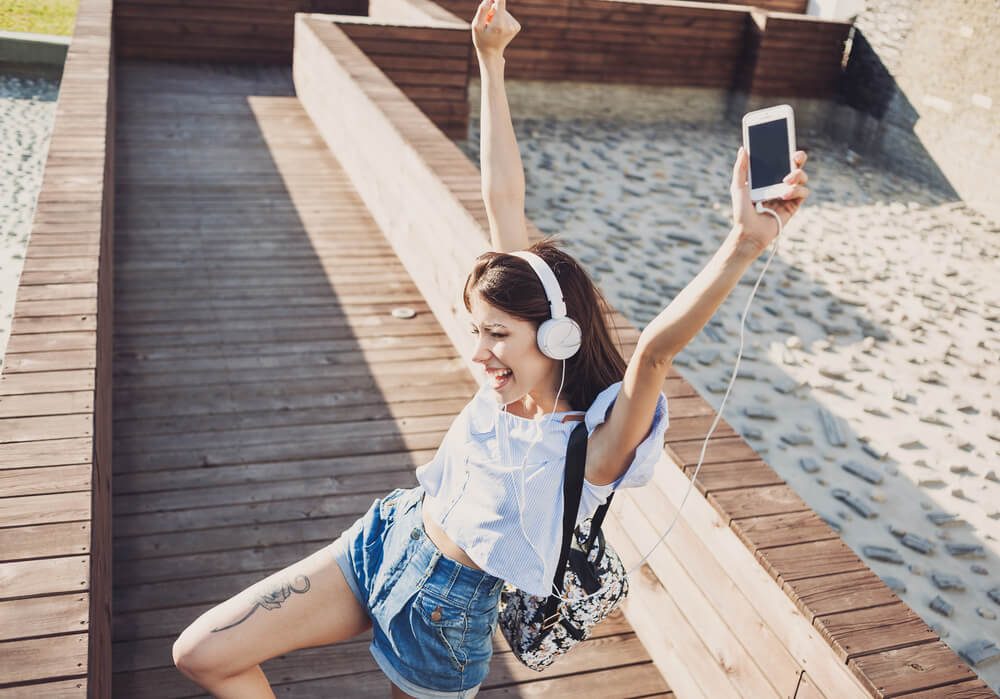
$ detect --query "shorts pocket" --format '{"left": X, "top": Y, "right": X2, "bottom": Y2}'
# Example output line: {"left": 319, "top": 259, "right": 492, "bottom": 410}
{"left": 415, "top": 589, "right": 469, "bottom": 673}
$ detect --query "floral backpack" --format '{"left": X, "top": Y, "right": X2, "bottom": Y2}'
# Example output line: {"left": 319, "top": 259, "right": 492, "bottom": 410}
{"left": 497, "top": 421, "right": 630, "bottom": 671}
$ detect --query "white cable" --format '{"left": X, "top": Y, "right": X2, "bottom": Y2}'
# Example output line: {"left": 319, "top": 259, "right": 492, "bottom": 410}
{"left": 550, "top": 203, "right": 784, "bottom": 607}
{"left": 509, "top": 358, "right": 567, "bottom": 576}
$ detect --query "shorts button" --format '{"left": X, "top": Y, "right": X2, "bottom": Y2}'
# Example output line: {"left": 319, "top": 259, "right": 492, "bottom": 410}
{"left": 410, "top": 528, "right": 421, "bottom": 540}
{"left": 431, "top": 606, "right": 442, "bottom": 622}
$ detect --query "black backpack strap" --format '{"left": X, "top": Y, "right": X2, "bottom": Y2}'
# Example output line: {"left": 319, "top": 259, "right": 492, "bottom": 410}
{"left": 534, "top": 420, "right": 600, "bottom": 638}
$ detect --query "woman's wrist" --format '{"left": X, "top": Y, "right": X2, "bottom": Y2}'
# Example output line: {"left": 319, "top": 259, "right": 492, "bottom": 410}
{"left": 477, "top": 50, "right": 505, "bottom": 69}
{"left": 726, "top": 224, "right": 766, "bottom": 263}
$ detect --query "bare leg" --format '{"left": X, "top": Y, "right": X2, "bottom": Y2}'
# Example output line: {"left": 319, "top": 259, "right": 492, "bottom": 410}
{"left": 173, "top": 542, "right": 371, "bottom": 695}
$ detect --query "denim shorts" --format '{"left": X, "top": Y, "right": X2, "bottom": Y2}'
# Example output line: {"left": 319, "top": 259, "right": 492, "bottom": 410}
{"left": 329, "top": 483, "right": 504, "bottom": 698}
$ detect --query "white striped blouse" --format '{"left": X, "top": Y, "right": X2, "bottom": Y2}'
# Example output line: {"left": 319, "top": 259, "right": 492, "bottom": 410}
{"left": 415, "top": 380, "right": 669, "bottom": 597}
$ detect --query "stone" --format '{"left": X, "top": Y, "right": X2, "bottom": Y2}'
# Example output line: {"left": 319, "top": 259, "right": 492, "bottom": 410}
{"left": 818, "top": 408, "right": 847, "bottom": 447}
{"left": 929, "top": 596, "right": 954, "bottom": 617}
{"left": 863, "top": 546, "right": 903, "bottom": 564}
{"left": 930, "top": 572, "right": 965, "bottom": 591}
{"left": 989, "top": 588, "right": 1000, "bottom": 606}
{"left": 799, "top": 457, "right": 821, "bottom": 473}
{"left": 742, "top": 427, "right": 764, "bottom": 440}
{"left": 946, "top": 543, "right": 985, "bottom": 558}
{"left": 743, "top": 406, "right": 777, "bottom": 420}
{"left": 819, "top": 366, "right": 849, "bottom": 380}
{"left": 773, "top": 378, "right": 800, "bottom": 394}
{"left": 970, "top": 565, "right": 988, "bottom": 575}
{"left": 785, "top": 335, "right": 803, "bottom": 349}
{"left": 832, "top": 488, "right": 878, "bottom": 519}
{"left": 697, "top": 349, "right": 720, "bottom": 366}
{"left": 977, "top": 607, "right": 997, "bottom": 620}
{"left": 900, "top": 533, "right": 935, "bottom": 555}
{"left": 780, "top": 433, "right": 813, "bottom": 446}
{"left": 881, "top": 576, "right": 906, "bottom": 594}
{"left": 842, "top": 461, "right": 883, "bottom": 485}
{"left": 861, "top": 443, "right": 885, "bottom": 460}
{"left": 958, "top": 640, "right": 1000, "bottom": 667}
{"left": 918, "top": 478, "right": 947, "bottom": 489}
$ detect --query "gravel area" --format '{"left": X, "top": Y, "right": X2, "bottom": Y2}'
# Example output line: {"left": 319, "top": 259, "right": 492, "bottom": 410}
{"left": 0, "top": 72, "right": 59, "bottom": 371}
{"left": 459, "top": 78, "right": 1000, "bottom": 689}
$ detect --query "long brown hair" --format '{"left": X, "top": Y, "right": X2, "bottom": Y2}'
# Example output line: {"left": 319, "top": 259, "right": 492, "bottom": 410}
{"left": 462, "top": 238, "right": 627, "bottom": 411}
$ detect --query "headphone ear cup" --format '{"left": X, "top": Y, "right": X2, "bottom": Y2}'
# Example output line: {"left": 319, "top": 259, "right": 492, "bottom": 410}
{"left": 537, "top": 318, "right": 582, "bottom": 360}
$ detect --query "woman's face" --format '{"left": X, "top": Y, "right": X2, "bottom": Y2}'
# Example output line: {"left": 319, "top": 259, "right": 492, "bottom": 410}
{"left": 468, "top": 291, "right": 558, "bottom": 408}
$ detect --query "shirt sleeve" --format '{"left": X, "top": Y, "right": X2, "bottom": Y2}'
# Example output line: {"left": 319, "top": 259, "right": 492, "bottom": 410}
{"left": 581, "top": 380, "right": 669, "bottom": 494}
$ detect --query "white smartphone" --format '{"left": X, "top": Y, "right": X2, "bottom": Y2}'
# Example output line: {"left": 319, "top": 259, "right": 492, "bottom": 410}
{"left": 742, "top": 104, "right": 796, "bottom": 202}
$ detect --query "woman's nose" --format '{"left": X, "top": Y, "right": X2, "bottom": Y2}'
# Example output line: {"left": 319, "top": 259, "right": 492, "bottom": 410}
{"left": 471, "top": 335, "right": 492, "bottom": 363}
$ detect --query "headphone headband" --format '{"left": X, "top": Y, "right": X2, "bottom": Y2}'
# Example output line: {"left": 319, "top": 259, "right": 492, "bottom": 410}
{"left": 509, "top": 250, "right": 567, "bottom": 319}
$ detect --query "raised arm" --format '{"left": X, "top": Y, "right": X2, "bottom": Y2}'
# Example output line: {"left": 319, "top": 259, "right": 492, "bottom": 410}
{"left": 586, "top": 148, "right": 811, "bottom": 486}
{"left": 471, "top": 0, "right": 529, "bottom": 253}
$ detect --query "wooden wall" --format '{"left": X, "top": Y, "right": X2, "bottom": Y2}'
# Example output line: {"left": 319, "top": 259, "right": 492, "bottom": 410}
{"left": 114, "top": 0, "right": 367, "bottom": 63}
{"left": 746, "top": 12, "right": 853, "bottom": 97}
{"left": 428, "top": 0, "right": 847, "bottom": 99}
{"left": 0, "top": 0, "right": 116, "bottom": 695}
{"left": 333, "top": 0, "right": 471, "bottom": 139}
{"left": 434, "top": 0, "right": 752, "bottom": 88}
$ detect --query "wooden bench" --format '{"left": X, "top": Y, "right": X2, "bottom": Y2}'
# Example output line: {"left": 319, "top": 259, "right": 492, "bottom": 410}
{"left": 0, "top": 0, "right": 115, "bottom": 695}
{"left": 293, "top": 12, "right": 996, "bottom": 697}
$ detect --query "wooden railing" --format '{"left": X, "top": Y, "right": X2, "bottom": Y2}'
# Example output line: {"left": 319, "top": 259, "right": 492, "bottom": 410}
{"left": 114, "top": 0, "right": 367, "bottom": 63}
{"left": 0, "top": 0, "right": 116, "bottom": 695}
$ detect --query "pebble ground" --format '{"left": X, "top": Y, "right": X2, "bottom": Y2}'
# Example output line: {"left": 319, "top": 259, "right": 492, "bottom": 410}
{"left": 0, "top": 73, "right": 59, "bottom": 370}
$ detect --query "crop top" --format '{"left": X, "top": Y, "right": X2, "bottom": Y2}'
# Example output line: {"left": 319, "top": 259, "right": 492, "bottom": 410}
{"left": 414, "top": 380, "right": 669, "bottom": 597}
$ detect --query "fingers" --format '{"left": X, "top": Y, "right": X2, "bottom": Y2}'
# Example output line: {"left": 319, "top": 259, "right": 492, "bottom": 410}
{"left": 782, "top": 168, "right": 808, "bottom": 186}
{"left": 781, "top": 184, "right": 810, "bottom": 201}
{"left": 731, "top": 146, "right": 748, "bottom": 190}
{"left": 793, "top": 150, "right": 807, "bottom": 167}
{"left": 495, "top": 0, "right": 506, "bottom": 11}
{"left": 473, "top": 0, "right": 490, "bottom": 25}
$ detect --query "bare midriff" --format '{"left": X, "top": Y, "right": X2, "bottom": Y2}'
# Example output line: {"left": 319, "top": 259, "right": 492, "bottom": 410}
{"left": 421, "top": 495, "right": 485, "bottom": 572}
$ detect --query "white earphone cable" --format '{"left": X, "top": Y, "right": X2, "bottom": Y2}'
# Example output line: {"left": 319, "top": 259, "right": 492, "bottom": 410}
{"left": 514, "top": 359, "right": 567, "bottom": 573}
{"left": 550, "top": 203, "right": 784, "bottom": 607}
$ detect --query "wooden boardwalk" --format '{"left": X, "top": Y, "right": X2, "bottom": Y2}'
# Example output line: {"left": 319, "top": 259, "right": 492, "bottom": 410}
{"left": 110, "top": 60, "right": 673, "bottom": 698}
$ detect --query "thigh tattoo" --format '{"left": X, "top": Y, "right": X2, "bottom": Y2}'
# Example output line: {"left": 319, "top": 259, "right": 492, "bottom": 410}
{"left": 211, "top": 574, "right": 311, "bottom": 633}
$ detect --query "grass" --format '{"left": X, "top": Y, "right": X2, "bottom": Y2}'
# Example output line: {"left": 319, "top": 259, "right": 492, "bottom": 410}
{"left": 0, "top": 0, "right": 80, "bottom": 36}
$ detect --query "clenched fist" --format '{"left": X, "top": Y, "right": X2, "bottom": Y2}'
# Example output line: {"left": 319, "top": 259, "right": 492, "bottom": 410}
{"left": 472, "top": 0, "right": 521, "bottom": 57}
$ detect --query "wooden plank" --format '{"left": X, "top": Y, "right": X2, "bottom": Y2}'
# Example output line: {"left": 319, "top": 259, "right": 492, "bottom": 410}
{"left": 0, "top": 557, "right": 90, "bottom": 599}
{"left": 730, "top": 509, "right": 839, "bottom": 550}
{"left": 0, "top": 522, "right": 91, "bottom": 560}
{"left": 0, "top": 678, "right": 87, "bottom": 698}
{"left": 755, "top": 538, "right": 867, "bottom": 582}
{"left": 0, "top": 464, "right": 92, "bottom": 497}
{"left": 0, "top": 437, "right": 92, "bottom": 470}
{"left": 0, "top": 594, "right": 91, "bottom": 641}
{"left": 782, "top": 569, "right": 901, "bottom": 622}
{"left": 0, "top": 492, "right": 92, "bottom": 528}
{"left": 849, "top": 642, "right": 978, "bottom": 698}
{"left": 0, "top": 635, "right": 89, "bottom": 686}
{"left": 815, "top": 603, "right": 938, "bottom": 661}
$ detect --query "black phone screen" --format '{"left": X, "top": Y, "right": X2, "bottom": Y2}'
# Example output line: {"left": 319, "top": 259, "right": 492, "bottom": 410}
{"left": 748, "top": 119, "right": 790, "bottom": 188}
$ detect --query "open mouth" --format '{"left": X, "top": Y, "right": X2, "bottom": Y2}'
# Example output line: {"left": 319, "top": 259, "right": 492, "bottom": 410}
{"left": 487, "top": 367, "right": 512, "bottom": 389}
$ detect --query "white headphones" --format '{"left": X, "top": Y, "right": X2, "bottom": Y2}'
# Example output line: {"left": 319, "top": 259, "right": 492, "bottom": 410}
{"left": 509, "top": 250, "right": 582, "bottom": 361}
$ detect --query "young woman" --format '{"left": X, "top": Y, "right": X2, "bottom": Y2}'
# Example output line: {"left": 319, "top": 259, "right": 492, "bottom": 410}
{"left": 171, "top": 0, "right": 810, "bottom": 697}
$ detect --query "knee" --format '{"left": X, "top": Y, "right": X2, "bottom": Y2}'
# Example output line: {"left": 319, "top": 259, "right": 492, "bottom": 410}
{"left": 172, "top": 625, "right": 223, "bottom": 683}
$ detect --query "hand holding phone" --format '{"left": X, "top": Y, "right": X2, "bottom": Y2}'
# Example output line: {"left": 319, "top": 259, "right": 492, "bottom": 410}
{"left": 731, "top": 105, "right": 810, "bottom": 254}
